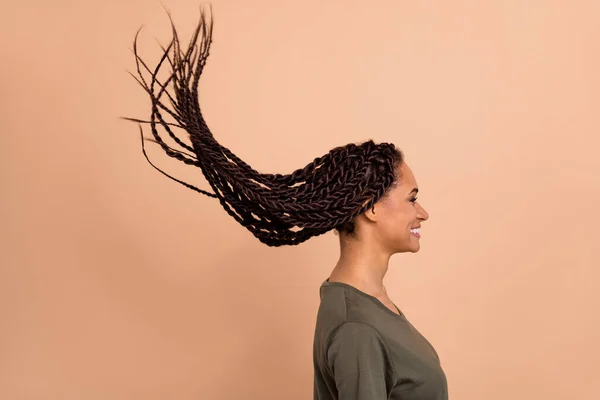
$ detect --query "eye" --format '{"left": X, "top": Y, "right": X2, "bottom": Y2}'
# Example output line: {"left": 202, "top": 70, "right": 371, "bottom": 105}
{"left": 410, "top": 197, "right": 418, "bottom": 204}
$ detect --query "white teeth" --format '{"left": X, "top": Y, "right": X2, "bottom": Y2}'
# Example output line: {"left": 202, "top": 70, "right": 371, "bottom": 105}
{"left": 410, "top": 228, "right": 420, "bottom": 234}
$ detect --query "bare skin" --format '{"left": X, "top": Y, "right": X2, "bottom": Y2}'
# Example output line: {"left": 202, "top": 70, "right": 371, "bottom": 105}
{"left": 328, "top": 162, "right": 429, "bottom": 315}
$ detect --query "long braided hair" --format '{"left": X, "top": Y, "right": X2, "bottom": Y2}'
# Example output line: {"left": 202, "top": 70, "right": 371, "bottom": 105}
{"left": 124, "top": 7, "right": 404, "bottom": 247}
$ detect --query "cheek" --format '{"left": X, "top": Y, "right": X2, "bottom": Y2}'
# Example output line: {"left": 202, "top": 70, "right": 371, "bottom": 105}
{"left": 380, "top": 204, "right": 414, "bottom": 237}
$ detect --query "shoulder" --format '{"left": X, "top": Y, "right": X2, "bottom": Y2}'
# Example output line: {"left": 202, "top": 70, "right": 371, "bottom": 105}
{"left": 326, "top": 321, "right": 398, "bottom": 382}
{"left": 327, "top": 321, "right": 395, "bottom": 367}
{"left": 328, "top": 321, "right": 388, "bottom": 349}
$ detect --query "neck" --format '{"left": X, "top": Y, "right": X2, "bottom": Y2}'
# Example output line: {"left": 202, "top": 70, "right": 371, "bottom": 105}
{"left": 329, "top": 235, "right": 392, "bottom": 297}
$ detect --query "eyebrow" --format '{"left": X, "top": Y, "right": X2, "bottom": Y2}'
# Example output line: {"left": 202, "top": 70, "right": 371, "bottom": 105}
{"left": 409, "top": 188, "right": 419, "bottom": 195}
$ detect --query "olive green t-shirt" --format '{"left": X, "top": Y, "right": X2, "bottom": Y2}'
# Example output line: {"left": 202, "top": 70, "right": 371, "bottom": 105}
{"left": 313, "top": 280, "right": 448, "bottom": 400}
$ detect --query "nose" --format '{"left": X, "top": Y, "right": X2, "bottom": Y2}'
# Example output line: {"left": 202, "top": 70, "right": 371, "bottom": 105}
{"left": 417, "top": 202, "right": 429, "bottom": 221}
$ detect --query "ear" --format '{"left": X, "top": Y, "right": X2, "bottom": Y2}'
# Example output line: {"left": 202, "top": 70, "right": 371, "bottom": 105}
{"left": 363, "top": 204, "right": 379, "bottom": 223}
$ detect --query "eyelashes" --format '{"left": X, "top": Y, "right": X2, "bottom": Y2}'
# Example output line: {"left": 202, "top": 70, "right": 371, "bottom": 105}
{"left": 410, "top": 197, "right": 418, "bottom": 204}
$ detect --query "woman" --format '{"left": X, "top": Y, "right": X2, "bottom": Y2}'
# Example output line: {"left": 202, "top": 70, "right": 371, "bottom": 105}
{"left": 313, "top": 158, "right": 449, "bottom": 400}
{"left": 126, "top": 8, "right": 448, "bottom": 399}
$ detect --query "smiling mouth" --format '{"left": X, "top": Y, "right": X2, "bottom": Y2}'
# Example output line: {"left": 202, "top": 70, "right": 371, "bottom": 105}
{"left": 410, "top": 228, "right": 421, "bottom": 237}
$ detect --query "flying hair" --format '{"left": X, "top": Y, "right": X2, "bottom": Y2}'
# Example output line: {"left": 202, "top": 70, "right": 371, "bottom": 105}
{"left": 123, "top": 6, "right": 403, "bottom": 247}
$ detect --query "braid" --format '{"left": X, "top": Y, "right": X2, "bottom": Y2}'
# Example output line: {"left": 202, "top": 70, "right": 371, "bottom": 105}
{"left": 123, "top": 7, "right": 403, "bottom": 246}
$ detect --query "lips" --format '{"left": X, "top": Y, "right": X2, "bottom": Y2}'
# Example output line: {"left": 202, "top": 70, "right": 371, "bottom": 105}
{"left": 410, "top": 227, "right": 421, "bottom": 237}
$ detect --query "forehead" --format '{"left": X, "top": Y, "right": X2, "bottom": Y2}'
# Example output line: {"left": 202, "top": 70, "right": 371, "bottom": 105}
{"left": 397, "top": 162, "right": 417, "bottom": 189}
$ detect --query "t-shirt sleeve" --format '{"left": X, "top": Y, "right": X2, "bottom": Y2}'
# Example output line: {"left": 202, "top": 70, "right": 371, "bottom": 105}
{"left": 326, "top": 321, "right": 397, "bottom": 400}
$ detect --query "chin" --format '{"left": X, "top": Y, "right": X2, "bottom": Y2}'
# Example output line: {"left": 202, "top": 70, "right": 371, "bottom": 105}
{"left": 394, "top": 243, "right": 420, "bottom": 254}
{"left": 409, "top": 234, "right": 421, "bottom": 253}
{"left": 407, "top": 241, "right": 421, "bottom": 253}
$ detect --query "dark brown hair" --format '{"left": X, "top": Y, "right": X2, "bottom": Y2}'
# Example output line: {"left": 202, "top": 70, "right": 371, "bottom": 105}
{"left": 124, "top": 7, "right": 404, "bottom": 247}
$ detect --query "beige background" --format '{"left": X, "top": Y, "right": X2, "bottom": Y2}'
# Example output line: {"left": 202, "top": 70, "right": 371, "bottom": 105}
{"left": 1, "top": 0, "right": 599, "bottom": 399}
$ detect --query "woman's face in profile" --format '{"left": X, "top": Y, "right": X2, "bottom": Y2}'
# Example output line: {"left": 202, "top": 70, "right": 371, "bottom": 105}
{"left": 373, "top": 162, "right": 430, "bottom": 254}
